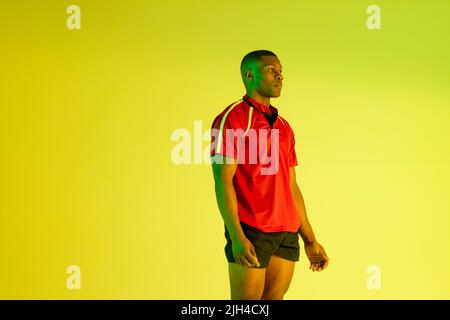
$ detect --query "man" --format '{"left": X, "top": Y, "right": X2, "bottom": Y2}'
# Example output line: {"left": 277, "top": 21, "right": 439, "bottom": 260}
{"left": 210, "top": 50, "right": 329, "bottom": 300}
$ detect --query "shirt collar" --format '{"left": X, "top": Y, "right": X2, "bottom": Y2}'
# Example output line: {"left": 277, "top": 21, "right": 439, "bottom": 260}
{"left": 243, "top": 95, "right": 278, "bottom": 115}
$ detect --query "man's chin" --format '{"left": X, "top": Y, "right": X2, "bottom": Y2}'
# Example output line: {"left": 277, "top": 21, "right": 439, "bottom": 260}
{"left": 271, "top": 91, "right": 282, "bottom": 98}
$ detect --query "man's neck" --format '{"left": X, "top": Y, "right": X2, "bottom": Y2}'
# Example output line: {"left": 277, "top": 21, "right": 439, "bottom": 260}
{"left": 247, "top": 91, "right": 270, "bottom": 107}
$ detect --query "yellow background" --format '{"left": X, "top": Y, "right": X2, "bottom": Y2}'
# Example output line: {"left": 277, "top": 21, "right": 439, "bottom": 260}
{"left": 1, "top": 0, "right": 449, "bottom": 299}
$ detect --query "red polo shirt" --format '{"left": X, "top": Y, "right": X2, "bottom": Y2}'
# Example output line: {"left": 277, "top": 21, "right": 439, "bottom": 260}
{"left": 210, "top": 95, "right": 301, "bottom": 233}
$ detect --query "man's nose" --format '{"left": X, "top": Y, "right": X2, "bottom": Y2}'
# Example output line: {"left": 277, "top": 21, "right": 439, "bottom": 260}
{"left": 275, "top": 72, "right": 283, "bottom": 80}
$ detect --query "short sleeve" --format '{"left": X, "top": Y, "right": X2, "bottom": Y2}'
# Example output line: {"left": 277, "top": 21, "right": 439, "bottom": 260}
{"left": 210, "top": 110, "right": 243, "bottom": 161}
{"left": 288, "top": 128, "right": 298, "bottom": 167}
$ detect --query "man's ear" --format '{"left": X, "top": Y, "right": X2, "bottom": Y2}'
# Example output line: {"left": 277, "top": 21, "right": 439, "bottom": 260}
{"left": 245, "top": 70, "right": 253, "bottom": 80}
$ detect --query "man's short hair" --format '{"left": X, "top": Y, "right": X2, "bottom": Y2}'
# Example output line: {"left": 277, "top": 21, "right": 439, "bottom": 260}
{"left": 240, "top": 50, "right": 277, "bottom": 74}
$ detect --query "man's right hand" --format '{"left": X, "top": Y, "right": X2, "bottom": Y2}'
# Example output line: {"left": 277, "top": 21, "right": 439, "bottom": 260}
{"left": 231, "top": 236, "right": 260, "bottom": 268}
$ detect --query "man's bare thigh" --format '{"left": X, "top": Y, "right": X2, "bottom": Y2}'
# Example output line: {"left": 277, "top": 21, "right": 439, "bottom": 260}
{"left": 262, "top": 255, "right": 296, "bottom": 299}
{"left": 228, "top": 263, "right": 266, "bottom": 300}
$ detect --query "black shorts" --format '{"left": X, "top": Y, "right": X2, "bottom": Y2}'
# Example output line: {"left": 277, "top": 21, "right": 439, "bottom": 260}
{"left": 224, "top": 222, "right": 300, "bottom": 268}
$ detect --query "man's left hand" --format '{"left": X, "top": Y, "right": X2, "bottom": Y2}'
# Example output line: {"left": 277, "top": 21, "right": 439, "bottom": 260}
{"left": 305, "top": 241, "right": 329, "bottom": 272}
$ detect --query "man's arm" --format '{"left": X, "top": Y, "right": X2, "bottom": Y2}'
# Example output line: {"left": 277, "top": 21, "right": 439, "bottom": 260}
{"left": 211, "top": 155, "right": 259, "bottom": 267}
{"left": 290, "top": 166, "right": 329, "bottom": 272}
{"left": 290, "top": 167, "right": 316, "bottom": 244}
